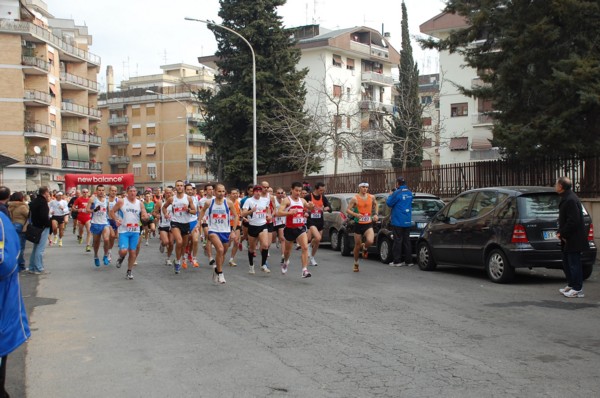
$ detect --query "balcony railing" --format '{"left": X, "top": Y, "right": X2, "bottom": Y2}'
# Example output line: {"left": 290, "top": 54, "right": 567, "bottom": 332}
{"left": 24, "top": 89, "right": 51, "bottom": 105}
{"left": 24, "top": 123, "right": 53, "bottom": 137}
{"left": 363, "top": 158, "right": 392, "bottom": 169}
{"left": 62, "top": 131, "right": 102, "bottom": 145}
{"left": 59, "top": 71, "right": 99, "bottom": 92}
{"left": 471, "top": 78, "right": 491, "bottom": 89}
{"left": 188, "top": 154, "right": 207, "bottom": 162}
{"left": 370, "top": 45, "right": 389, "bottom": 60}
{"left": 189, "top": 173, "right": 214, "bottom": 182}
{"left": 21, "top": 55, "right": 49, "bottom": 72}
{"left": 108, "top": 156, "right": 130, "bottom": 165}
{"left": 25, "top": 155, "right": 53, "bottom": 165}
{"left": 0, "top": 19, "right": 101, "bottom": 65}
{"left": 472, "top": 113, "right": 494, "bottom": 126}
{"left": 188, "top": 133, "right": 211, "bottom": 143}
{"left": 61, "top": 160, "right": 102, "bottom": 170}
{"left": 61, "top": 101, "right": 102, "bottom": 119}
{"left": 107, "top": 135, "right": 129, "bottom": 145}
{"left": 359, "top": 100, "right": 394, "bottom": 114}
{"left": 107, "top": 116, "right": 129, "bottom": 126}
{"left": 361, "top": 72, "right": 393, "bottom": 86}
{"left": 470, "top": 148, "right": 501, "bottom": 161}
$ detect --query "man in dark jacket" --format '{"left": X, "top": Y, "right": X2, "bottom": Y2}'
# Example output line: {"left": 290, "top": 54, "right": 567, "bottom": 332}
{"left": 556, "top": 176, "right": 588, "bottom": 298}
{"left": 28, "top": 186, "right": 52, "bottom": 274}
{"left": 0, "top": 186, "right": 10, "bottom": 217}
{"left": 386, "top": 177, "right": 413, "bottom": 267}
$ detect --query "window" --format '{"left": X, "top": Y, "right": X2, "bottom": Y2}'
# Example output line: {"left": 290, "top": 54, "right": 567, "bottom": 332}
{"left": 50, "top": 143, "right": 57, "bottom": 158}
{"left": 329, "top": 197, "right": 341, "bottom": 212}
{"left": 146, "top": 126, "right": 156, "bottom": 136}
{"left": 446, "top": 192, "right": 476, "bottom": 221}
{"left": 131, "top": 107, "right": 140, "bottom": 117}
{"left": 451, "top": 103, "right": 468, "bottom": 117}
{"left": 131, "top": 147, "right": 142, "bottom": 157}
{"left": 346, "top": 58, "right": 355, "bottom": 70}
{"left": 333, "top": 115, "right": 342, "bottom": 128}
{"left": 146, "top": 104, "right": 155, "bottom": 116}
{"left": 132, "top": 127, "right": 141, "bottom": 137}
{"left": 471, "top": 191, "right": 501, "bottom": 218}
{"left": 332, "top": 54, "right": 342, "bottom": 67}
{"left": 333, "top": 85, "right": 342, "bottom": 97}
{"left": 132, "top": 164, "right": 141, "bottom": 176}
{"left": 147, "top": 163, "right": 157, "bottom": 176}
{"left": 421, "top": 95, "right": 432, "bottom": 105}
{"left": 423, "top": 138, "right": 433, "bottom": 147}
{"left": 449, "top": 137, "right": 469, "bottom": 151}
{"left": 145, "top": 145, "right": 156, "bottom": 156}
{"left": 346, "top": 116, "right": 351, "bottom": 128}
{"left": 422, "top": 117, "right": 432, "bottom": 126}
{"left": 346, "top": 87, "right": 351, "bottom": 100}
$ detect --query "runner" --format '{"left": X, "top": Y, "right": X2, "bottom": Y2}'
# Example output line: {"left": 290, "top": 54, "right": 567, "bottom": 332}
{"left": 199, "top": 183, "right": 215, "bottom": 267}
{"left": 184, "top": 183, "right": 200, "bottom": 268}
{"left": 86, "top": 185, "right": 111, "bottom": 267}
{"left": 67, "top": 189, "right": 80, "bottom": 235}
{"left": 277, "top": 181, "right": 315, "bottom": 278}
{"left": 48, "top": 191, "right": 69, "bottom": 247}
{"left": 198, "top": 183, "right": 237, "bottom": 284}
{"left": 239, "top": 184, "right": 254, "bottom": 253}
{"left": 109, "top": 185, "right": 149, "bottom": 279}
{"left": 142, "top": 191, "right": 157, "bottom": 246}
{"left": 227, "top": 188, "right": 242, "bottom": 267}
{"left": 241, "top": 185, "right": 272, "bottom": 274}
{"left": 72, "top": 188, "right": 92, "bottom": 252}
{"left": 161, "top": 180, "right": 196, "bottom": 274}
{"left": 346, "top": 182, "right": 379, "bottom": 272}
{"left": 304, "top": 182, "right": 331, "bottom": 266}
{"left": 157, "top": 187, "right": 174, "bottom": 266}
{"left": 107, "top": 185, "right": 120, "bottom": 262}
{"left": 272, "top": 187, "right": 287, "bottom": 265}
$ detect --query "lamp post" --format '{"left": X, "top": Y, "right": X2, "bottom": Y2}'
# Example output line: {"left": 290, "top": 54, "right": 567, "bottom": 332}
{"left": 145, "top": 89, "right": 190, "bottom": 182}
{"left": 161, "top": 134, "right": 184, "bottom": 188}
{"left": 184, "top": 17, "right": 257, "bottom": 185}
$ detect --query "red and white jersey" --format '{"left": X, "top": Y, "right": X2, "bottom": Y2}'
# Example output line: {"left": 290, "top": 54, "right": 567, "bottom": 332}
{"left": 285, "top": 196, "right": 306, "bottom": 228}
{"left": 171, "top": 194, "right": 191, "bottom": 224}
{"left": 243, "top": 196, "right": 271, "bottom": 227}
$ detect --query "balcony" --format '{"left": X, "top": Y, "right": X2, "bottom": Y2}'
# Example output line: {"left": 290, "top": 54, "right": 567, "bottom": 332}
{"left": 188, "top": 133, "right": 211, "bottom": 144}
{"left": 108, "top": 156, "right": 130, "bottom": 165}
{"left": 24, "top": 89, "right": 51, "bottom": 106}
{"left": 59, "top": 71, "right": 99, "bottom": 92}
{"left": 25, "top": 155, "right": 53, "bottom": 166}
{"left": 21, "top": 56, "right": 49, "bottom": 75}
{"left": 359, "top": 100, "right": 394, "bottom": 114}
{"left": 187, "top": 113, "right": 205, "bottom": 127}
{"left": 470, "top": 148, "right": 501, "bottom": 161}
{"left": 361, "top": 72, "right": 393, "bottom": 86}
{"left": 472, "top": 113, "right": 494, "bottom": 126}
{"left": 107, "top": 116, "right": 129, "bottom": 126}
{"left": 62, "top": 131, "right": 102, "bottom": 146}
{"left": 61, "top": 160, "right": 102, "bottom": 170}
{"left": 370, "top": 44, "right": 389, "bottom": 60}
{"left": 188, "top": 154, "right": 207, "bottom": 163}
{"left": 24, "top": 123, "right": 53, "bottom": 138}
{"left": 0, "top": 19, "right": 101, "bottom": 66}
{"left": 363, "top": 158, "right": 392, "bottom": 169}
{"left": 107, "top": 135, "right": 130, "bottom": 145}
{"left": 471, "top": 78, "right": 491, "bottom": 89}
{"left": 189, "top": 173, "right": 215, "bottom": 182}
{"left": 61, "top": 101, "right": 102, "bottom": 120}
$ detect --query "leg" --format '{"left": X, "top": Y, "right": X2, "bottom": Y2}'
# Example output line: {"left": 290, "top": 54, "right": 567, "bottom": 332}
{"left": 84, "top": 221, "right": 92, "bottom": 247}
{"left": 172, "top": 228, "right": 184, "bottom": 260}
{"left": 391, "top": 226, "right": 403, "bottom": 264}
{"left": 353, "top": 231, "right": 362, "bottom": 263}
{"left": 1, "top": 355, "right": 8, "bottom": 398}
{"left": 402, "top": 227, "right": 412, "bottom": 264}
{"left": 92, "top": 230, "right": 101, "bottom": 258}
{"left": 208, "top": 234, "right": 225, "bottom": 273}
{"left": 567, "top": 252, "right": 583, "bottom": 291}
{"left": 309, "top": 226, "right": 322, "bottom": 258}
{"left": 258, "top": 229, "right": 271, "bottom": 270}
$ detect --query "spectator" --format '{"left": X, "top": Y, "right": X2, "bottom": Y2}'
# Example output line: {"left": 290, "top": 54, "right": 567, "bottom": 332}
{"left": 386, "top": 177, "right": 414, "bottom": 267}
{"left": 28, "top": 186, "right": 52, "bottom": 275}
{"left": 8, "top": 192, "right": 29, "bottom": 272}
{"left": 0, "top": 186, "right": 10, "bottom": 217}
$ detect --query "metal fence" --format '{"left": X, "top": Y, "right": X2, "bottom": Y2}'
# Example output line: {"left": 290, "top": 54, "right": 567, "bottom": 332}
{"left": 259, "top": 156, "right": 600, "bottom": 198}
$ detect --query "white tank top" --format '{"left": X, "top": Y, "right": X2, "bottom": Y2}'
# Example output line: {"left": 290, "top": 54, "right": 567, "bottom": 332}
{"left": 189, "top": 196, "right": 199, "bottom": 222}
{"left": 273, "top": 197, "right": 286, "bottom": 226}
{"left": 243, "top": 196, "right": 271, "bottom": 226}
{"left": 199, "top": 196, "right": 212, "bottom": 223}
{"left": 118, "top": 198, "right": 141, "bottom": 233}
{"left": 171, "top": 194, "right": 191, "bottom": 224}
{"left": 207, "top": 199, "right": 231, "bottom": 233}
{"left": 158, "top": 204, "right": 172, "bottom": 228}
{"left": 91, "top": 197, "right": 109, "bottom": 225}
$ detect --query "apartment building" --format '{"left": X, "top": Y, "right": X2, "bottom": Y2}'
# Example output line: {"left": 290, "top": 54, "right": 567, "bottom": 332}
{"left": 418, "top": 73, "right": 441, "bottom": 166}
{"left": 420, "top": 13, "right": 499, "bottom": 165}
{"left": 0, "top": 0, "right": 101, "bottom": 191}
{"left": 97, "top": 63, "right": 216, "bottom": 188}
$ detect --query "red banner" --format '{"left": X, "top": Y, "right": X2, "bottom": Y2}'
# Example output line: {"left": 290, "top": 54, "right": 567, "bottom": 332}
{"left": 65, "top": 174, "right": 134, "bottom": 191}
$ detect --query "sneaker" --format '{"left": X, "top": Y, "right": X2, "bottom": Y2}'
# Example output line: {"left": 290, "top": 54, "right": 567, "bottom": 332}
{"left": 563, "top": 289, "right": 584, "bottom": 298}
{"left": 295, "top": 244, "right": 301, "bottom": 251}
{"left": 126, "top": 270, "right": 133, "bottom": 280}
{"left": 48, "top": 239, "right": 53, "bottom": 246}
{"left": 209, "top": 258, "right": 216, "bottom": 269}
{"left": 159, "top": 243, "right": 165, "bottom": 253}
{"left": 389, "top": 262, "right": 405, "bottom": 267}
{"left": 77, "top": 236, "right": 82, "bottom": 244}
{"left": 85, "top": 245, "right": 91, "bottom": 252}
{"left": 281, "top": 260, "right": 288, "bottom": 274}
{"left": 309, "top": 256, "right": 318, "bottom": 266}
{"left": 134, "top": 260, "right": 138, "bottom": 266}
{"left": 302, "top": 268, "right": 312, "bottom": 278}
{"left": 559, "top": 286, "right": 572, "bottom": 294}
{"left": 353, "top": 263, "right": 360, "bottom": 272}
{"left": 54, "top": 235, "right": 58, "bottom": 244}
{"left": 218, "top": 273, "right": 226, "bottom": 284}
{"left": 261, "top": 264, "right": 271, "bottom": 273}
{"left": 212, "top": 270, "right": 219, "bottom": 284}
{"left": 405, "top": 263, "right": 414, "bottom": 267}
{"left": 116, "top": 257, "right": 125, "bottom": 268}
{"left": 181, "top": 260, "right": 188, "bottom": 270}
{"left": 94, "top": 257, "right": 100, "bottom": 267}
{"left": 165, "top": 259, "right": 173, "bottom": 266}
{"left": 174, "top": 262, "right": 181, "bottom": 274}
{"left": 249, "top": 265, "right": 255, "bottom": 275}
{"left": 103, "top": 255, "right": 110, "bottom": 266}
{"left": 32, "top": 270, "right": 50, "bottom": 275}
{"left": 145, "top": 240, "right": 149, "bottom": 246}
{"left": 192, "top": 259, "right": 199, "bottom": 268}
{"left": 58, "top": 239, "right": 63, "bottom": 247}
{"left": 228, "top": 259, "right": 237, "bottom": 267}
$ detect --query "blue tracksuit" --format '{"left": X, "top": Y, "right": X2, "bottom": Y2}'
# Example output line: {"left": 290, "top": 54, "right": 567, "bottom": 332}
{"left": 386, "top": 186, "right": 413, "bottom": 227}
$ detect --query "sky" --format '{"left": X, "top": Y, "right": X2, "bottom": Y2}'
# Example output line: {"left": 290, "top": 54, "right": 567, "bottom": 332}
{"left": 44, "top": 0, "right": 447, "bottom": 90}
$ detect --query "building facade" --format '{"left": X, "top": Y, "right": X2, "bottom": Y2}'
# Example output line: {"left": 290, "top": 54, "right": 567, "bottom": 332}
{"left": 96, "top": 63, "right": 215, "bottom": 188}
{"left": 418, "top": 73, "right": 441, "bottom": 166}
{"left": 0, "top": 0, "right": 101, "bottom": 192}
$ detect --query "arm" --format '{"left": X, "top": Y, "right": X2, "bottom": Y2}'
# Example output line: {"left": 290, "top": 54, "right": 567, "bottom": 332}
{"left": 187, "top": 196, "right": 197, "bottom": 215}
{"left": 85, "top": 196, "right": 96, "bottom": 213}
{"left": 386, "top": 190, "right": 399, "bottom": 207}
{"left": 240, "top": 201, "right": 257, "bottom": 217}
{"left": 109, "top": 200, "right": 122, "bottom": 225}
{"left": 371, "top": 195, "right": 379, "bottom": 222}
{"left": 276, "top": 198, "right": 290, "bottom": 217}
{"left": 228, "top": 200, "right": 239, "bottom": 229}
{"left": 161, "top": 196, "right": 173, "bottom": 216}
{"left": 323, "top": 195, "right": 332, "bottom": 212}
{"left": 140, "top": 201, "right": 149, "bottom": 221}
{"left": 346, "top": 197, "right": 359, "bottom": 218}
{"left": 198, "top": 201, "right": 211, "bottom": 222}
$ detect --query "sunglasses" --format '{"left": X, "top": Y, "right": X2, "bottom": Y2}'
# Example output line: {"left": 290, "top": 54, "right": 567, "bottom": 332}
{"left": 276, "top": 191, "right": 285, "bottom": 194}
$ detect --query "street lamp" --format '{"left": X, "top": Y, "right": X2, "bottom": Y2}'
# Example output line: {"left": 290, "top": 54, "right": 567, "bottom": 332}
{"left": 184, "top": 17, "right": 257, "bottom": 185}
{"left": 161, "top": 134, "right": 184, "bottom": 188}
{"left": 145, "top": 89, "right": 190, "bottom": 182}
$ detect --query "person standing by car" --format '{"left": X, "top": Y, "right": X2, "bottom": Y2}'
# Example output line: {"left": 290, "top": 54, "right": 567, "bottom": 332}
{"left": 28, "top": 186, "right": 52, "bottom": 274}
{"left": 556, "top": 176, "right": 588, "bottom": 298}
{"left": 386, "top": 177, "right": 413, "bottom": 267}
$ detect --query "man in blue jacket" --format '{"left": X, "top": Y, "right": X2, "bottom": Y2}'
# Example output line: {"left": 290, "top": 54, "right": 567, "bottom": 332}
{"left": 386, "top": 177, "right": 413, "bottom": 267}
{"left": 0, "top": 211, "right": 31, "bottom": 397}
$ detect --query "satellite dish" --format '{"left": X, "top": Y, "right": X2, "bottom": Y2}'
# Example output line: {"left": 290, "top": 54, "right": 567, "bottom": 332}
{"left": 33, "top": 146, "right": 41, "bottom": 154}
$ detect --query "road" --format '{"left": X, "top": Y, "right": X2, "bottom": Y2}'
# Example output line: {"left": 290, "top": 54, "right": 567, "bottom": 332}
{"left": 8, "top": 233, "right": 600, "bottom": 397}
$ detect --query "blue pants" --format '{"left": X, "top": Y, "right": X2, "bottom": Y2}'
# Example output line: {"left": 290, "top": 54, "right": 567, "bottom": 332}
{"left": 12, "top": 222, "right": 26, "bottom": 270}
{"left": 29, "top": 227, "right": 50, "bottom": 273}
{"left": 562, "top": 251, "right": 583, "bottom": 291}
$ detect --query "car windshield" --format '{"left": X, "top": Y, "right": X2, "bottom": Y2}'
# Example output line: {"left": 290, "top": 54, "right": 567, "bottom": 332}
{"left": 412, "top": 198, "right": 444, "bottom": 216}
{"left": 519, "top": 194, "right": 560, "bottom": 218}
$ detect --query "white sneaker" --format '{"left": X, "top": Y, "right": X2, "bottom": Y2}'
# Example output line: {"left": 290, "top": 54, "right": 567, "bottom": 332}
{"left": 228, "top": 259, "right": 237, "bottom": 267}
{"left": 261, "top": 264, "right": 271, "bottom": 273}
{"left": 212, "top": 270, "right": 219, "bottom": 283}
{"left": 165, "top": 259, "right": 172, "bottom": 266}
{"left": 145, "top": 240, "right": 149, "bottom": 246}
{"left": 563, "top": 289, "right": 584, "bottom": 298}
{"left": 249, "top": 265, "right": 255, "bottom": 274}
{"left": 389, "top": 262, "right": 405, "bottom": 267}
{"left": 559, "top": 286, "right": 572, "bottom": 294}
{"left": 309, "top": 256, "right": 318, "bottom": 266}
{"left": 281, "top": 260, "right": 289, "bottom": 274}
{"left": 218, "top": 273, "right": 226, "bottom": 284}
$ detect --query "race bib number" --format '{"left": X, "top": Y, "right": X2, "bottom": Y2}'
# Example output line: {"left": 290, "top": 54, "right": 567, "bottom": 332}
{"left": 173, "top": 206, "right": 186, "bottom": 216}
{"left": 359, "top": 213, "right": 371, "bottom": 223}
{"left": 212, "top": 213, "right": 227, "bottom": 225}
{"left": 293, "top": 211, "right": 305, "bottom": 224}
{"left": 125, "top": 223, "right": 139, "bottom": 232}
{"left": 255, "top": 209, "right": 266, "bottom": 219}
{"left": 310, "top": 211, "right": 322, "bottom": 219}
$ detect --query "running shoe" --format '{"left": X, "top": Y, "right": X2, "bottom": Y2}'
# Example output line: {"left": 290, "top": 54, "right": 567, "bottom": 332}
{"left": 309, "top": 256, "right": 318, "bottom": 266}
{"left": 174, "top": 261, "right": 181, "bottom": 274}
{"left": 181, "top": 259, "right": 188, "bottom": 270}
{"left": 281, "top": 260, "right": 288, "bottom": 275}
{"left": 563, "top": 289, "right": 584, "bottom": 298}
{"left": 217, "top": 273, "right": 226, "bottom": 284}
{"left": 212, "top": 270, "right": 219, "bottom": 284}
{"left": 295, "top": 244, "right": 301, "bottom": 251}
{"left": 302, "top": 268, "right": 312, "bottom": 278}
{"left": 145, "top": 239, "right": 149, "bottom": 246}
{"left": 192, "top": 258, "right": 199, "bottom": 268}
{"left": 94, "top": 257, "right": 100, "bottom": 267}
{"left": 85, "top": 245, "right": 91, "bottom": 252}
{"left": 165, "top": 259, "right": 173, "bottom": 266}
{"left": 559, "top": 286, "right": 572, "bottom": 294}
{"left": 261, "top": 264, "right": 271, "bottom": 274}
{"left": 249, "top": 265, "right": 255, "bottom": 275}
{"left": 275, "top": 240, "right": 280, "bottom": 249}
{"left": 159, "top": 243, "right": 165, "bottom": 253}
{"left": 103, "top": 255, "right": 110, "bottom": 266}
{"left": 77, "top": 235, "right": 82, "bottom": 244}
{"left": 228, "top": 259, "right": 237, "bottom": 267}
{"left": 53, "top": 236, "right": 58, "bottom": 244}
{"left": 116, "top": 257, "right": 125, "bottom": 268}
{"left": 353, "top": 263, "right": 360, "bottom": 272}
{"left": 134, "top": 260, "right": 138, "bottom": 266}
{"left": 58, "top": 239, "right": 63, "bottom": 247}
{"left": 280, "top": 256, "right": 285, "bottom": 264}
{"left": 48, "top": 238, "right": 53, "bottom": 247}
{"left": 126, "top": 270, "right": 133, "bottom": 280}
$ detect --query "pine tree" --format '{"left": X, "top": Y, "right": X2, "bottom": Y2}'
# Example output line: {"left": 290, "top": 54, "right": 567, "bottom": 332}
{"left": 197, "top": 0, "right": 308, "bottom": 186}
{"left": 391, "top": 1, "right": 423, "bottom": 169}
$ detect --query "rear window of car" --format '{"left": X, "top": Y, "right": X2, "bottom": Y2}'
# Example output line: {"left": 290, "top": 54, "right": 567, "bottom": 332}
{"left": 519, "top": 194, "right": 560, "bottom": 218}
{"left": 412, "top": 198, "right": 444, "bottom": 216}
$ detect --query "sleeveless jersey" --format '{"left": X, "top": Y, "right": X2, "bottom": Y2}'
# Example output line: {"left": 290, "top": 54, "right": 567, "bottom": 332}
{"left": 171, "top": 194, "right": 192, "bottom": 224}
{"left": 108, "top": 196, "right": 119, "bottom": 212}
{"left": 207, "top": 198, "right": 231, "bottom": 233}
{"left": 273, "top": 197, "right": 286, "bottom": 226}
{"left": 355, "top": 194, "right": 374, "bottom": 224}
{"left": 285, "top": 196, "right": 306, "bottom": 228}
{"left": 230, "top": 200, "right": 241, "bottom": 227}
{"left": 188, "top": 196, "right": 199, "bottom": 222}
{"left": 199, "top": 196, "right": 212, "bottom": 223}
{"left": 118, "top": 198, "right": 142, "bottom": 233}
{"left": 144, "top": 200, "right": 155, "bottom": 221}
{"left": 158, "top": 204, "right": 172, "bottom": 228}
{"left": 243, "top": 196, "right": 271, "bottom": 226}
{"left": 308, "top": 193, "right": 324, "bottom": 220}
{"left": 91, "top": 197, "right": 109, "bottom": 225}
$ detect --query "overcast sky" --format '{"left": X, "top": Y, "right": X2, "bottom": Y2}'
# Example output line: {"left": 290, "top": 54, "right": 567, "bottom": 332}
{"left": 45, "top": 0, "right": 446, "bottom": 89}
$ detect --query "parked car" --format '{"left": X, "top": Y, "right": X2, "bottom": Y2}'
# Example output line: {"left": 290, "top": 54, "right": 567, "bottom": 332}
{"left": 338, "top": 192, "right": 445, "bottom": 263}
{"left": 416, "top": 186, "right": 597, "bottom": 283}
{"left": 321, "top": 193, "right": 356, "bottom": 250}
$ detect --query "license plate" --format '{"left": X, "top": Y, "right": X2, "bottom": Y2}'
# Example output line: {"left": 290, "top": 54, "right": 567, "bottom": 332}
{"left": 543, "top": 230, "right": 557, "bottom": 240}
{"left": 417, "top": 222, "right": 427, "bottom": 229}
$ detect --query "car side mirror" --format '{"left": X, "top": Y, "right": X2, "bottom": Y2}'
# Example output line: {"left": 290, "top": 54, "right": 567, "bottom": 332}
{"left": 435, "top": 213, "right": 447, "bottom": 222}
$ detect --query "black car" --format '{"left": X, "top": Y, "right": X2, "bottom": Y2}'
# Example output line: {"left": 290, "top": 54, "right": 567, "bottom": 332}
{"left": 339, "top": 192, "right": 444, "bottom": 263}
{"left": 416, "top": 186, "right": 597, "bottom": 283}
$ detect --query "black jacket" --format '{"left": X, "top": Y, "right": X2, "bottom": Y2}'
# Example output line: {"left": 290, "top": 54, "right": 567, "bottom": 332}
{"left": 557, "top": 190, "right": 588, "bottom": 252}
{"left": 29, "top": 196, "right": 51, "bottom": 229}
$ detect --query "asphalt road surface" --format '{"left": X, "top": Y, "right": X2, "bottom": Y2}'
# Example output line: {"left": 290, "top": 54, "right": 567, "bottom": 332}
{"left": 8, "top": 233, "right": 600, "bottom": 398}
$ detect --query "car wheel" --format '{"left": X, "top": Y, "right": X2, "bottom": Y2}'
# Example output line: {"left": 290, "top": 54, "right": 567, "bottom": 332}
{"left": 378, "top": 237, "right": 393, "bottom": 264}
{"left": 417, "top": 241, "right": 436, "bottom": 271}
{"left": 340, "top": 232, "right": 352, "bottom": 257}
{"left": 583, "top": 264, "right": 594, "bottom": 280}
{"left": 486, "top": 249, "right": 515, "bottom": 283}
{"left": 330, "top": 229, "right": 340, "bottom": 251}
